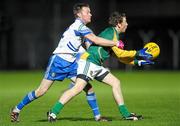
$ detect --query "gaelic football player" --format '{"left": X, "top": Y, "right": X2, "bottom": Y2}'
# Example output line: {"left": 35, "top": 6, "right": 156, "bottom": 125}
{"left": 47, "top": 12, "right": 153, "bottom": 121}
{"left": 10, "top": 3, "right": 125, "bottom": 122}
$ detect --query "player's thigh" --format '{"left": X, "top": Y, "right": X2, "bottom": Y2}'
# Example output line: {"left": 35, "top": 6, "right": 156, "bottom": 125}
{"left": 38, "top": 79, "right": 54, "bottom": 89}
{"left": 101, "top": 73, "right": 120, "bottom": 87}
{"left": 77, "top": 59, "right": 106, "bottom": 81}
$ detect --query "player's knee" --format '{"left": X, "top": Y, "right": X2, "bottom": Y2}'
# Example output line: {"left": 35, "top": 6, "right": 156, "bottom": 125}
{"left": 35, "top": 88, "right": 47, "bottom": 97}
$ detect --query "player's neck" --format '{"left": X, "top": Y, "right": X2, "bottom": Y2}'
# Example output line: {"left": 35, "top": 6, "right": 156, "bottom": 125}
{"left": 114, "top": 27, "right": 121, "bottom": 34}
{"left": 76, "top": 18, "right": 86, "bottom": 25}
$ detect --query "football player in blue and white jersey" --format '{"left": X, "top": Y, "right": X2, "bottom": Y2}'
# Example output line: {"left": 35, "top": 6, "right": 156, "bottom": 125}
{"left": 10, "top": 3, "right": 122, "bottom": 122}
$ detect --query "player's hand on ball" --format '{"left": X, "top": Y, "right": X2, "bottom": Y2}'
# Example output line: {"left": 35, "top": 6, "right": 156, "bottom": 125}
{"left": 136, "top": 48, "right": 153, "bottom": 60}
{"left": 116, "top": 40, "right": 124, "bottom": 49}
{"left": 143, "top": 42, "right": 160, "bottom": 60}
{"left": 134, "top": 59, "right": 154, "bottom": 66}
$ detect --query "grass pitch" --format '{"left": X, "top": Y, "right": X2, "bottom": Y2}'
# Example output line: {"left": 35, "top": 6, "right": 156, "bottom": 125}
{"left": 0, "top": 70, "right": 180, "bottom": 126}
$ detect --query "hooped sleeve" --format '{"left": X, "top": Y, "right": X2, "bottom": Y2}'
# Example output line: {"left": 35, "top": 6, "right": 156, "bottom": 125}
{"left": 112, "top": 46, "right": 137, "bottom": 65}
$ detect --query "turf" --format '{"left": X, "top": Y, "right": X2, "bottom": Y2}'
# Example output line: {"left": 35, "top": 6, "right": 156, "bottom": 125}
{"left": 0, "top": 70, "right": 180, "bottom": 126}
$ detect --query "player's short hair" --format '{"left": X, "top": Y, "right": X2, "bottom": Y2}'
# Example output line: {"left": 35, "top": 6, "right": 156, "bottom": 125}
{"left": 73, "top": 3, "right": 89, "bottom": 18}
{"left": 108, "top": 12, "right": 126, "bottom": 27}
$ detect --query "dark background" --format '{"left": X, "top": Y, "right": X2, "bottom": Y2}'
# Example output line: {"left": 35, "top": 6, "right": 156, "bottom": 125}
{"left": 0, "top": 0, "right": 180, "bottom": 70}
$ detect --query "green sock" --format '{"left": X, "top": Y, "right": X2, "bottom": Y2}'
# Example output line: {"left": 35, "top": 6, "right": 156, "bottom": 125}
{"left": 118, "top": 105, "right": 131, "bottom": 117}
{"left": 51, "top": 101, "right": 64, "bottom": 115}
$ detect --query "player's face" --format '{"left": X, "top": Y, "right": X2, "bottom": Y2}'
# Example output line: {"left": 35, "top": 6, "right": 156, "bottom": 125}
{"left": 118, "top": 17, "right": 128, "bottom": 33}
{"left": 78, "top": 7, "right": 92, "bottom": 24}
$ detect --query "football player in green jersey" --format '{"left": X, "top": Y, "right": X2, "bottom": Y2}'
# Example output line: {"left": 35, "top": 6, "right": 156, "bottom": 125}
{"left": 48, "top": 12, "right": 153, "bottom": 121}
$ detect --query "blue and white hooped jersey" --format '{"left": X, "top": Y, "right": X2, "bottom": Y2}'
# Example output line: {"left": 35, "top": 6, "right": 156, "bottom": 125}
{"left": 53, "top": 18, "right": 92, "bottom": 62}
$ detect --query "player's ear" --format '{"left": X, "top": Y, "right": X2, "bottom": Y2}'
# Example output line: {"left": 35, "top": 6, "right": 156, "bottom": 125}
{"left": 117, "top": 23, "right": 122, "bottom": 29}
{"left": 116, "top": 23, "right": 121, "bottom": 32}
{"left": 77, "top": 12, "right": 81, "bottom": 18}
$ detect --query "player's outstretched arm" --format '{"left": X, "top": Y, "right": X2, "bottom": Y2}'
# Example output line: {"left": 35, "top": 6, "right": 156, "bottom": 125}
{"left": 85, "top": 33, "right": 120, "bottom": 47}
{"left": 111, "top": 46, "right": 154, "bottom": 66}
{"left": 112, "top": 46, "right": 153, "bottom": 60}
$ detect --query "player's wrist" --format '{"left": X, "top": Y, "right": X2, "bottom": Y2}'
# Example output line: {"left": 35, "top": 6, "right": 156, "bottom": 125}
{"left": 116, "top": 41, "right": 119, "bottom": 47}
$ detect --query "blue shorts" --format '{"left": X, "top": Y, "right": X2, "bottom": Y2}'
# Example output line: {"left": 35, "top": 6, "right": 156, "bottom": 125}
{"left": 44, "top": 55, "right": 77, "bottom": 81}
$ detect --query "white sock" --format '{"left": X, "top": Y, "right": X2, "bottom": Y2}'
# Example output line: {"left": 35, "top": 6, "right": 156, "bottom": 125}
{"left": 13, "top": 106, "right": 20, "bottom": 113}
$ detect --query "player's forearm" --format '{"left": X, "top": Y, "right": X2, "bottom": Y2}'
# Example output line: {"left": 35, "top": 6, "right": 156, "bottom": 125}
{"left": 112, "top": 46, "right": 136, "bottom": 58}
{"left": 85, "top": 33, "right": 117, "bottom": 47}
{"left": 95, "top": 36, "right": 117, "bottom": 46}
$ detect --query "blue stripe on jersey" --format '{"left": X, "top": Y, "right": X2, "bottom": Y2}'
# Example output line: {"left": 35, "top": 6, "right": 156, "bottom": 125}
{"left": 74, "top": 30, "right": 92, "bottom": 37}
{"left": 67, "top": 41, "right": 78, "bottom": 52}
{"left": 69, "top": 41, "right": 78, "bottom": 51}
{"left": 79, "top": 30, "right": 92, "bottom": 36}
{"left": 74, "top": 30, "right": 81, "bottom": 36}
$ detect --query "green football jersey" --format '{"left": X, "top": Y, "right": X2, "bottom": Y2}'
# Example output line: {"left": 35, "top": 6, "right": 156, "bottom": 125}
{"left": 86, "top": 27, "right": 119, "bottom": 65}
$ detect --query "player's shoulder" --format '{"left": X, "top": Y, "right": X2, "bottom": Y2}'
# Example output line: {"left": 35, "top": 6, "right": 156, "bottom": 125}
{"left": 73, "top": 19, "right": 88, "bottom": 30}
{"left": 99, "top": 27, "right": 114, "bottom": 35}
{"left": 102, "top": 27, "right": 114, "bottom": 33}
{"left": 69, "top": 19, "right": 84, "bottom": 30}
{"left": 98, "top": 27, "right": 114, "bottom": 39}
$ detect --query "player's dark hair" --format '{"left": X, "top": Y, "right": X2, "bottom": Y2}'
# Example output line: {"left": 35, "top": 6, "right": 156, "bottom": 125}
{"left": 73, "top": 3, "right": 89, "bottom": 18}
{"left": 108, "top": 12, "right": 126, "bottom": 27}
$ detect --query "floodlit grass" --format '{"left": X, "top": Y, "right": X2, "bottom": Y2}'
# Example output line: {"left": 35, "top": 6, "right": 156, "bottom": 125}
{"left": 0, "top": 70, "right": 180, "bottom": 126}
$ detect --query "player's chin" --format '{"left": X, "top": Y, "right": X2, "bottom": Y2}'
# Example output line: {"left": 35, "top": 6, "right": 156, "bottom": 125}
{"left": 122, "top": 29, "right": 127, "bottom": 32}
{"left": 85, "top": 20, "right": 91, "bottom": 24}
{"left": 121, "top": 30, "right": 126, "bottom": 33}
{"left": 88, "top": 19, "right": 91, "bottom": 23}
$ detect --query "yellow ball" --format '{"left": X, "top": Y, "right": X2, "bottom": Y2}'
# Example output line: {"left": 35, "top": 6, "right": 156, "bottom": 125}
{"left": 144, "top": 42, "right": 160, "bottom": 59}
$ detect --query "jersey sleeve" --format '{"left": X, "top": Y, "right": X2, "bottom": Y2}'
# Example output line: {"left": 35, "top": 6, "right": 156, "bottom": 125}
{"left": 78, "top": 25, "right": 93, "bottom": 36}
{"left": 112, "top": 46, "right": 137, "bottom": 65}
{"left": 112, "top": 46, "right": 136, "bottom": 58}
